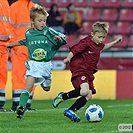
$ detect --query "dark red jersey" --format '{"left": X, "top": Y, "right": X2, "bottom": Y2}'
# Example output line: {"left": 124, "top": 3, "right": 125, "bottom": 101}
{"left": 69, "top": 36, "right": 104, "bottom": 75}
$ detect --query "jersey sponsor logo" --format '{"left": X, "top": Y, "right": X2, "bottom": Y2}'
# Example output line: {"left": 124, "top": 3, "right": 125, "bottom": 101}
{"left": 88, "top": 51, "right": 95, "bottom": 54}
{"left": 29, "top": 40, "right": 45, "bottom": 45}
{"left": 81, "top": 76, "right": 86, "bottom": 80}
{"left": 32, "top": 48, "right": 47, "bottom": 60}
{"left": 45, "top": 40, "right": 48, "bottom": 43}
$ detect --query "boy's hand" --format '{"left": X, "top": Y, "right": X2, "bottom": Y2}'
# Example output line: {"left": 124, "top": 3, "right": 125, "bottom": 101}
{"left": 63, "top": 58, "right": 70, "bottom": 64}
{"left": 54, "top": 36, "right": 63, "bottom": 43}
{"left": 115, "top": 35, "right": 122, "bottom": 43}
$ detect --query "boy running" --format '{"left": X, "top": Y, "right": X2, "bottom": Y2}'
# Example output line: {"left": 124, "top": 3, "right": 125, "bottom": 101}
{"left": 6, "top": 4, "right": 67, "bottom": 119}
{"left": 52, "top": 21, "right": 122, "bottom": 122}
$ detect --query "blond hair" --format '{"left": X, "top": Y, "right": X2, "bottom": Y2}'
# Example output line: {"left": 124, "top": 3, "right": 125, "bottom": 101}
{"left": 92, "top": 21, "right": 109, "bottom": 34}
{"left": 30, "top": 4, "right": 49, "bottom": 21}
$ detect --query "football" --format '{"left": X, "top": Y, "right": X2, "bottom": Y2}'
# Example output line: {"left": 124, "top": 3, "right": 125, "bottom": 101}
{"left": 85, "top": 104, "right": 104, "bottom": 122}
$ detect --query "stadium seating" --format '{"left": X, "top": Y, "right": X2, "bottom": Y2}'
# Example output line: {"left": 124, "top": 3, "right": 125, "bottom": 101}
{"left": 57, "top": 0, "right": 72, "bottom": 8}
{"left": 85, "top": 8, "right": 101, "bottom": 21}
{"left": 108, "top": 22, "right": 115, "bottom": 35}
{"left": 115, "top": 22, "right": 131, "bottom": 34}
{"left": 81, "top": 21, "right": 93, "bottom": 35}
{"left": 128, "top": 35, "right": 133, "bottom": 48}
{"left": 39, "top": 0, "right": 132, "bottom": 51}
{"left": 74, "top": 0, "right": 88, "bottom": 7}
{"left": 104, "top": 0, "right": 121, "bottom": 8}
{"left": 119, "top": 9, "right": 133, "bottom": 22}
{"left": 77, "top": 9, "right": 85, "bottom": 21}
{"left": 89, "top": 0, "right": 105, "bottom": 8}
{"left": 59, "top": 10, "right": 66, "bottom": 17}
{"left": 121, "top": 0, "right": 133, "bottom": 8}
{"left": 77, "top": 35, "right": 87, "bottom": 42}
{"left": 41, "top": 0, "right": 56, "bottom": 8}
{"left": 104, "top": 35, "right": 112, "bottom": 43}
{"left": 60, "top": 35, "right": 77, "bottom": 50}
{"left": 101, "top": 9, "right": 118, "bottom": 22}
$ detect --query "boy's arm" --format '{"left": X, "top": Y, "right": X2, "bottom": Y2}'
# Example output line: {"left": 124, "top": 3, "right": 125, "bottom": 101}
{"left": 103, "top": 36, "right": 122, "bottom": 51}
{"left": 63, "top": 52, "right": 74, "bottom": 64}
{"left": 48, "top": 27, "right": 67, "bottom": 45}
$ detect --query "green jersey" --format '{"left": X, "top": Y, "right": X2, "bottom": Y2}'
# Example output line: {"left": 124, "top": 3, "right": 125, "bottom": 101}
{"left": 19, "top": 26, "right": 67, "bottom": 62}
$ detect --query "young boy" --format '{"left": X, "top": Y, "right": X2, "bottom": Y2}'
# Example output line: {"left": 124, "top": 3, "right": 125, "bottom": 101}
{"left": 6, "top": 4, "right": 67, "bottom": 119}
{"left": 52, "top": 21, "right": 122, "bottom": 122}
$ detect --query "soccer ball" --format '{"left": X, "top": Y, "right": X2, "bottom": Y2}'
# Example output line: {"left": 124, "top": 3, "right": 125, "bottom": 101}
{"left": 85, "top": 104, "right": 104, "bottom": 122}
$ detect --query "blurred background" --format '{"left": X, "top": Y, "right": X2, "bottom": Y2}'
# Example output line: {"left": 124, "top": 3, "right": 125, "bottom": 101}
{"left": 7, "top": 0, "right": 133, "bottom": 100}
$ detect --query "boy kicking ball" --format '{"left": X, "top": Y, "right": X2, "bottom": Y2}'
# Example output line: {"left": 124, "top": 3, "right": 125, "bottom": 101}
{"left": 52, "top": 21, "right": 122, "bottom": 122}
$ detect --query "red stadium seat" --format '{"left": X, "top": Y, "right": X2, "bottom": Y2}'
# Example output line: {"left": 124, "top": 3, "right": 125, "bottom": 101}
{"left": 104, "top": 35, "right": 112, "bottom": 43}
{"left": 85, "top": 9, "right": 101, "bottom": 22}
{"left": 108, "top": 22, "right": 115, "bottom": 35}
{"left": 58, "top": 0, "right": 72, "bottom": 8}
{"left": 128, "top": 35, "right": 133, "bottom": 48}
{"left": 104, "top": 0, "right": 121, "bottom": 8}
{"left": 81, "top": 21, "right": 93, "bottom": 35}
{"left": 101, "top": 9, "right": 118, "bottom": 22}
{"left": 74, "top": 0, "right": 88, "bottom": 7}
{"left": 119, "top": 9, "right": 133, "bottom": 22}
{"left": 112, "top": 35, "right": 128, "bottom": 49}
{"left": 41, "top": 0, "right": 56, "bottom": 8}
{"left": 59, "top": 10, "right": 66, "bottom": 17}
{"left": 115, "top": 22, "right": 131, "bottom": 34}
{"left": 89, "top": 0, "right": 105, "bottom": 8}
{"left": 60, "top": 35, "right": 76, "bottom": 50}
{"left": 121, "top": 0, "right": 133, "bottom": 8}
{"left": 77, "top": 35, "right": 88, "bottom": 42}
{"left": 78, "top": 9, "right": 85, "bottom": 21}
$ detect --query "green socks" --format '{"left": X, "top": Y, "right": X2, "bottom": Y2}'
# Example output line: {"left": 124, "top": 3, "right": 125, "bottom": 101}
{"left": 19, "top": 90, "right": 30, "bottom": 108}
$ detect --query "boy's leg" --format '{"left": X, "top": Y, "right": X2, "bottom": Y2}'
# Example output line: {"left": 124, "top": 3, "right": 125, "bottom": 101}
{"left": 19, "top": 90, "right": 30, "bottom": 108}
{"left": 16, "top": 76, "right": 35, "bottom": 119}
{"left": 16, "top": 90, "right": 29, "bottom": 119}
{"left": 63, "top": 96, "right": 87, "bottom": 122}
{"left": 64, "top": 83, "right": 92, "bottom": 122}
{"left": 68, "top": 96, "right": 87, "bottom": 112}
{"left": 64, "top": 109, "right": 80, "bottom": 122}
{"left": 26, "top": 92, "right": 37, "bottom": 111}
{"left": 41, "top": 76, "right": 51, "bottom": 92}
{"left": 62, "top": 88, "right": 81, "bottom": 100}
{"left": 52, "top": 88, "right": 80, "bottom": 108}
{"left": 41, "top": 84, "right": 50, "bottom": 92}
{"left": 68, "top": 83, "right": 92, "bottom": 111}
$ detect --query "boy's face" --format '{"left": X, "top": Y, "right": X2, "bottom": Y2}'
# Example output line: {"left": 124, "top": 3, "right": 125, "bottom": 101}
{"left": 91, "top": 32, "right": 107, "bottom": 45}
{"left": 32, "top": 13, "right": 47, "bottom": 31}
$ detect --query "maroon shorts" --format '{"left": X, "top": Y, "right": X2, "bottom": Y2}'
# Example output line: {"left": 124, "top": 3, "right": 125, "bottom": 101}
{"left": 71, "top": 73, "right": 96, "bottom": 94}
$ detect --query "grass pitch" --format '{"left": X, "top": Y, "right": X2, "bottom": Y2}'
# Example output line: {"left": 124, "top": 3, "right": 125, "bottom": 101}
{"left": 0, "top": 99, "right": 132, "bottom": 133}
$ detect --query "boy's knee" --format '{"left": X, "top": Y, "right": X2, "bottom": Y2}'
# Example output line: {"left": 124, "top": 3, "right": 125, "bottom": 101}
{"left": 80, "top": 88, "right": 90, "bottom": 96}
{"left": 85, "top": 90, "right": 92, "bottom": 101}
{"left": 43, "top": 87, "right": 50, "bottom": 92}
{"left": 41, "top": 84, "right": 50, "bottom": 91}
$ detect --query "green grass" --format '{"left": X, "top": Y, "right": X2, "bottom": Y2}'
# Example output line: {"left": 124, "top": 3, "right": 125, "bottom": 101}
{"left": 0, "top": 100, "right": 133, "bottom": 133}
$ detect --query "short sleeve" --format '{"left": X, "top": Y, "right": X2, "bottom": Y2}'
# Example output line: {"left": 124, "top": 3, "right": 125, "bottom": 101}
{"left": 48, "top": 27, "right": 67, "bottom": 45}
{"left": 70, "top": 37, "right": 89, "bottom": 55}
{"left": 18, "top": 38, "right": 27, "bottom": 46}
